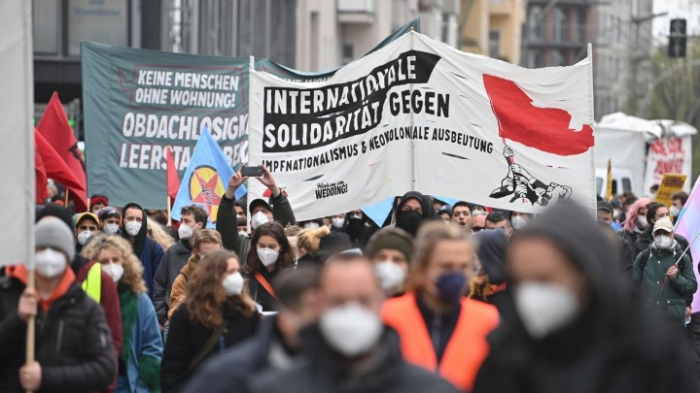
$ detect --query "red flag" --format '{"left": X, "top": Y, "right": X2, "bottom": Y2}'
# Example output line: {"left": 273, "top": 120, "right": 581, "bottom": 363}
{"left": 37, "top": 92, "right": 87, "bottom": 209}
{"left": 166, "top": 147, "right": 180, "bottom": 201}
{"left": 483, "top": 74, "right": 594, "bottom": 156}
{"left": 35, "top": 138, "right": 48, "bottom": 204}
{"left": 35, "top": 130, "right": 86, "bottom": 203}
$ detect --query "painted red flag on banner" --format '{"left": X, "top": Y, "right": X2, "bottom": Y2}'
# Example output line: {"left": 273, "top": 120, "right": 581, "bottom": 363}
{"left": 483, "top": 74, "right": 594, "bottom": 156}
{"left": 35, "top": 138, "right": 48, "bottom": 204}
{"left": 35, "top": 130, "right": 86, "bottom": 202}
{"left": 37, "top": 92, "right": 87, "bottom": 210}
{"left": 166, "top": 147, "right": 180, "bottom": 201}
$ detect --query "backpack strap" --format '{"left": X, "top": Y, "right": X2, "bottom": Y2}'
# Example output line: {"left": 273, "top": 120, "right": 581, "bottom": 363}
{"left": 254, "top": 273, "right": 277, "bottom": 299}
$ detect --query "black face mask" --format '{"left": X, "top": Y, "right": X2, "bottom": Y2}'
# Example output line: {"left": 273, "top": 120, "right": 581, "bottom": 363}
{"left": 396, "top": 210, "right": 423, "bottom": 237}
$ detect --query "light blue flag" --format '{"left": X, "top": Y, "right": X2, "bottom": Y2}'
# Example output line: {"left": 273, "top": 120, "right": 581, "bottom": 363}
{"left": 172, "top": 128, "right": 245, "bottom": 228}
{"left": 362, "top": 197, "right": 396, "bottom": 226}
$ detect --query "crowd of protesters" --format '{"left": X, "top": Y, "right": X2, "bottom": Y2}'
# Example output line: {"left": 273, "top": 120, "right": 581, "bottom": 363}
{"left": 1, "top": 168, "right": 699, "bottom": 393}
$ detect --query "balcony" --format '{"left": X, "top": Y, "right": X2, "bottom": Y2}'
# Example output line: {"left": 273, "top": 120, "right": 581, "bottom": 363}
{"left": 338, "top": 0, "right": 375, "bottom": 24}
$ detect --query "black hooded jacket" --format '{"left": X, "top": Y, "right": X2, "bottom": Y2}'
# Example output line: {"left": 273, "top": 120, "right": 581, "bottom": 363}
{"left": 392, "top": 191, "right": 435, "bottom": 236}
{"left": 248, "top": 325, "right": 459, "bottom": 393}
{"left": 473, "top": 201, "right": 699, "bottom": 393}
{"left": 120, "top": 203, "right": 164, "bottom": 296}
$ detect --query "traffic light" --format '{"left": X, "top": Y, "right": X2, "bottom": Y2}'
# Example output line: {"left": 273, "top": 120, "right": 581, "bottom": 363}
{"left": 669, "top": 18, "right": 687, "bottom": 58}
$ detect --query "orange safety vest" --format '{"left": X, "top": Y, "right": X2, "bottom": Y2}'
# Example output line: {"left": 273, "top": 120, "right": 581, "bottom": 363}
{"left": 382, "top": 292, "right": 499, "bottom": 392}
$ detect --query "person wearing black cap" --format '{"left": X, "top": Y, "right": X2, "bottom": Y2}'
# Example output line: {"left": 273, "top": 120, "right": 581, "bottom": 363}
{"left": 437, "top": 205, "right": 452, "bottom": 224}
{"left": 218, "top": 166, "right": 296, "bottom": 261}
{"left": 98, "top": 206, "right": 122, "bottom": 236}
{"left": 597, "top": 200, "right": 635, "bottom": 279}
{"left": 473, "top": 201, "right": 699, "bottom": 393}
{"left": 314, "top": 231, "right": 354, "bottom": 264}
{"left": 392, "top": 191, "right": 434, "bottom": 237}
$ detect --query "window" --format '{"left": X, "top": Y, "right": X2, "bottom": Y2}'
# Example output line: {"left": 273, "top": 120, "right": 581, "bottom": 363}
{"left": 529, "top": 6, "right": 543, "bottom": 41}
{"left": 33, "top": 0, "right": 60, "bottom": 54}
{"left": 554, "top": 8, "right": 567, "bottom": 43}
{"left": 553, "top": 50, "right": 565, "bottom": 66}
{"left": 67, "top": 0, "right": 128, "bottom": 56}
{"left": 622, "top": 178, "right": 632, "bottom": 193}
{"left": 528, "top": 50, "right": 544, "bottom": 68}
{"left": 488, "top": 30, "right": 501, "bottom": 58}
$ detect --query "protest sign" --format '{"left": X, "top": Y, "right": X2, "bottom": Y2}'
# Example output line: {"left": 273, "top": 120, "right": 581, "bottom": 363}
{"left": 248, "top": 32, "right": 596, "bottom": 221}
{"left": 644, "top": 136, "right": 692, "bottom": 193}
{"left": 82, "top": 42, "right": 250, "bottom": 208}
{"left": 655, "top": 173, "right": 687, "bottom": 207}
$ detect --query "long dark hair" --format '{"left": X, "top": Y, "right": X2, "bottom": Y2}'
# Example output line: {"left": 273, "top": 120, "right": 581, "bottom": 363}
{"left": 186, "top": 250, "right": 257, "bottom": 327}
{"left": 243, "top": 222, "right": 295, "bottom": 274}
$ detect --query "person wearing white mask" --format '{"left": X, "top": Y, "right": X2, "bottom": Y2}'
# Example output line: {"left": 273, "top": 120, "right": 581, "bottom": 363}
{"left": 243, "top": 222, "right": 296, "bottom": 311}
{"left": 182, "top": 266, "right": 323, "bottom": 393}
{"left": 249, "top": 254, "right": 459, "bottom": 393}
{"left": 474, "top": 202, "right": 699, "bottom": 393}
{"left": 98, "top": 206, "right": 122, "bottom": 236}
{"left": 120, "top": 203, "right": 164, "bottom": 298}
{"left": 634, "top": 217, "right": 697, "bottom": 326}
{"left": 162, "top": 250, "right": 260, "bottom": 392}
{"left": 509, "top": 211, "right": 532, "bottom": 231}
{"left": 0, "top": 219, "right": 116, "bottom": 392}
{"left": 74, "top": 212, "right": 101, "bottom": 254}
{"left": 217, "top": 165, "right": 296, "bottom": 264}
{"left": 82, "top": 235, "right": 163, "bottom": 393}
{"left": 365, "top": 227, "right": 414, "bottom": 298}
{"left": 153, "top": 205, "right": 209, "bottom": 329}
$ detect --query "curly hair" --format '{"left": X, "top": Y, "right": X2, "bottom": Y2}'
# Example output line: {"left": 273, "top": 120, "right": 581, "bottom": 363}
{"left": 147, "top": 220, "right": 175, "bottom": 250}
{"left": 81, "top": 235, "right": 147, "bottom": 294}
{"left": 186, "top": 250, "right": 257, "bottom": 328}
{"left": 243, "top": 222, "right": 295, "bottom": 275}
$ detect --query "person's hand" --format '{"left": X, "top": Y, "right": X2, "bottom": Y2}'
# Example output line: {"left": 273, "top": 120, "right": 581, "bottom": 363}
{"left": 17, "top": 288, "right": 37, "bottom": 323}
{"left": 225, "top": 170, "right": 249, "bottom": 199}
{"left": 667, "top": 265, "right": 679, "bottom": 279}
{"left": 256, "top": 165, "right": 280, "bottom": 198}
{"left": 686, "top": 307, "right": 692, "bottom": 321}
{"left": 503, "top": 146, "right": 514, "bottom": 158}
{"left": 19, "top": 361, "right": 41, "bottom": 391}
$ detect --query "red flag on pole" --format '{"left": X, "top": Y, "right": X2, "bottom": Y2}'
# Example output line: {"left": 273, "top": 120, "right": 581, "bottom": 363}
{"left": 34, "top": 138, "right": 48, "bottom": 204}
{"left": 37, "top": 92, "right": 87, "bottom": 210}
{"left": 35, "top": 130, "right": 86, "bottom": 203}
{"left": 483, "top": 74, "right": 594, "bottom": 156}
{"left": 166, "top": 147, "right": 180, "bottom": 201}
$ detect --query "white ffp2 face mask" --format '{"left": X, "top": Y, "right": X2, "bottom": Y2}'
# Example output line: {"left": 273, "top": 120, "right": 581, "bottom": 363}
{"left": 103, "top": 223, "right": 120, "bottom": 235}
{"left": 511, "top": 216, "right": 528, "bottom": 230}
{"left": 102, "top": 264, "right": 125, "bottom": 282}
{"left": 77, "top": 231, "right": 93, "bottom": 246}
{"left": 223, "top": 272, "right": 244, "bottom": 296}
{"left": 331, "top": 217, "right": 345, "bottom": 229}
{"left": 375, "top": 261, "right": 406, "bottom": 291}
{"left": 251, "top": 211, "right": 270, "bottom": 230}
{"left": 319, "top": 302, "right": 382, "bottom": 357}
{"left": 514, "top": 282, "right": 580, "bottom": 340}
{"left": 257, "top": 248, "right": 279, "bottom": 267}
{"left": 178, "top": 224, "right": 194, "bottom": 240}
{"left": 654, "top": 235, "right": 673, "bottom": 250}
{"left": 35, "top": 249, "right": 67, "bottom": 279}
{"left": 125, "top": 221, "right": 142, "bottom": 237}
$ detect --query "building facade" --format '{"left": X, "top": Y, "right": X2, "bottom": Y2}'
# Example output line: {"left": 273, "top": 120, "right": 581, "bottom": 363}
{"left": 459, "top": 0, "right": 526, "bottom": 64}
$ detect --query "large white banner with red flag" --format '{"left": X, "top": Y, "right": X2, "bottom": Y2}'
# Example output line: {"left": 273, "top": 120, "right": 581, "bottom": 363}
{"left": 248, "top": 32, "right": 596, "bottom": 221}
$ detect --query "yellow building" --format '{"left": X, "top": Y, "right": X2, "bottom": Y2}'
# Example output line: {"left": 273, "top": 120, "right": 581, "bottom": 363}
{"left": 459, "top": 0, "right": 525, "bottom": 64}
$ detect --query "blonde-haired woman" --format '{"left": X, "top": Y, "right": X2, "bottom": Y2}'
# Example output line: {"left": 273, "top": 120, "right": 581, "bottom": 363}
{"left": 296, "top": 225, "right": 330, "bottom": 265}
{"left": 82, "top": 235, "right": 163, "bottom": 393}
{"left": 147, "top": 220, "right": 175, "bottom": 251}
{"left": 161, "top": 250, "right": 260, "bottom": 392}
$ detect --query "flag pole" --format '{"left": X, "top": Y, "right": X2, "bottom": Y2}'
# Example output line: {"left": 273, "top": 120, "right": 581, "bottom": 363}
{"left": 167, "top": 196, "right": 172, "bottom": 226}
{"left": 661, "top": 230, "right": 700, "bottom": 292}
{"left": 25, "top": 266, "right": 35, "bottom": 393}
{"left": 86, "top": 197, "right": 90, "bottom": 213}
{"left": 64, "top": 189, "right": 69, "bottom": 206}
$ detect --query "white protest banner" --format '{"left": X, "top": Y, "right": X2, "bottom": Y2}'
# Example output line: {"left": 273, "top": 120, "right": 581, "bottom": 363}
{"left": 248, "top": 32, "right": 596, "bottom": 221}
{"left": 0, "top": 0, "right": 34, "bottom": 266}
{"left": 644, "top": 136, "right": 693, "bottom": 193}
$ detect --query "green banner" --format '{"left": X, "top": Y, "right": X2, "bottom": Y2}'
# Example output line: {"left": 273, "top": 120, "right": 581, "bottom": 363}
{"left": 82, "top": 42, "right": 250, "bottom": 208}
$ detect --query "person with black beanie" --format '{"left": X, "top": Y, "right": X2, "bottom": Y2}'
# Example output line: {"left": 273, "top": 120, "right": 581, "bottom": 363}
{"left": 393, "top": 191, "right": 434, "bottom": 237}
